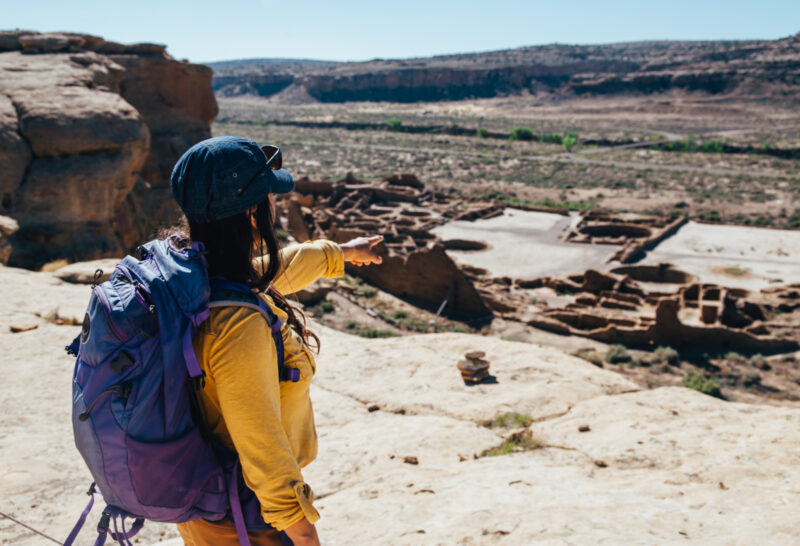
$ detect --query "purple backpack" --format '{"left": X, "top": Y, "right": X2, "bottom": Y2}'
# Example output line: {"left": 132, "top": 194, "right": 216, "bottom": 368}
{"left": 64, "top": 238, "right": 296, "bottom": 546}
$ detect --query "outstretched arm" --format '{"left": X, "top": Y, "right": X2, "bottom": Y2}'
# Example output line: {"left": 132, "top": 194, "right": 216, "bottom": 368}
{"left": 254, "top": 236, "right": 384, "bottom": 295}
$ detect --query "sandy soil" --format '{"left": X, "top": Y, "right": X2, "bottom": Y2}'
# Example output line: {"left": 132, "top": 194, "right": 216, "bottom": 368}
{"left": 431, "top": 209, "right": 619, "bottom": 279}
{"left": 644, "top": 221, "right": 800, "bottom": 289}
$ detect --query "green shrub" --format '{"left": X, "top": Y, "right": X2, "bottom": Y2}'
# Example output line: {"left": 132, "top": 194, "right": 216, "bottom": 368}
{"left": 562, "top": 133, "right": 578, "bottom": 152}
{"left": 606, "top": 344, "right": 632, "bottom": 364}
{"left": 308, "top": 300, "right": 334, "bottom": 317}
{"left": 699, "top": 140, "right": 724, "bottom": 153}
{"left": 480, "top": 430, "right": 542, "bottom": 457}
{"left": 540, "top": 132, "right": 562, "bottom": 144}
{"left": 346, "top": 322, "right": 398, "bottom": 338}
{"left": 392, "top": 311, "right": 408, "bottom": 320}
{"left": 386, "top": 118, "right": 403, "bottom": 131}
{"left": 787, "top": 208, "right": 800, "bottom": 228}
{"left": 702, "top": 210, "right": 722, "bottom": 223}
{"left": 509, "top": 127, "right": 534, "bottom": 141}
{"left": 682, "top": 370, "right": 723, "bottom": 398}
{"left": 491, "top": 412, "right": 533, "bottom": 428}
{"left": 358, "top": 288, "right": 377, "bottom": 298}
{"left": 723, "top": 267, "right": 747, "bottom": 277}
{"left": 749, "top": 353, "right": 770, "bottom": 370}
{"left": 532, "top": 198, "right": 593, "bottom": 211}
{"left": 653, "top": 346, "right": 680, "bottom": 366}
{"left": 725, "top": 351, "right": 747, "bottom": 364}
{"left": 476, "top": 127, "right": 489, "bottom": 138}
{"left": 483, "top": 439, "right": 517, "bottom": 456}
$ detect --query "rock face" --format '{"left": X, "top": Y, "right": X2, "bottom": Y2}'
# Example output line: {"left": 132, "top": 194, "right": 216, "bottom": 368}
{"left": 211, "top": 33, "right": 800, "bottom": 103}
{"left": 1, "top": 262, "right": 799, "bottom": 545}
{"left": 0, "top": 31, "right": 217, "bottom": 268}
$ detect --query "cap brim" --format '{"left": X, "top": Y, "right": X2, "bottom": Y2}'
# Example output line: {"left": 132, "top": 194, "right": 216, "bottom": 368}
{"left": 231, "top": 168, "right": 294, "bottom": 218}
{"left": 265, "top": 168, "right": 294, "bottom": 194}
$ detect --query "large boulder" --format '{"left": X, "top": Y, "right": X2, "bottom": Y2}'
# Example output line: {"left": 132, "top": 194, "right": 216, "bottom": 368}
{"left": 109, "top": 54, "right": 218, "bottom": 238}
{"left": 13, "top": 86, "right": 148, "bottom": 157}
{"left": 0, "top": 32, "right": 217, "bottom": 268}
{"left": 15, "top": 149, "right": 147, "bottom": 226}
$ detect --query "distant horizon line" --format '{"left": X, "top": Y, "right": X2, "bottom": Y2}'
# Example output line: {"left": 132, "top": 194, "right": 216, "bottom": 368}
{"left": 201, "top": 31, "right": 798, "bottom": 65}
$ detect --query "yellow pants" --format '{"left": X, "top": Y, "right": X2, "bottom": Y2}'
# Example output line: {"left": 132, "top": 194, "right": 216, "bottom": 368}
{"left": 177, "top": 518, "right": 284, "bottom": 546}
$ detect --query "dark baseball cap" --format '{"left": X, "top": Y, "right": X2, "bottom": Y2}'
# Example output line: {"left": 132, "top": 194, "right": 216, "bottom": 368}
{"left": 170, "top": 136, "right": 294, "bottom": 223}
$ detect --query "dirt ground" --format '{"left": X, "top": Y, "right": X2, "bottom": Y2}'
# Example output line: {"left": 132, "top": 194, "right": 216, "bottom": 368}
{"left": 215, "top": 94, "right": 800, "bottom": 229}
{"left": 643, "top": 221, "right": 800, "bottom": 290}
{"left": 216, "top": 94, "right": 800, "bottom": 407}
{"left": 430, "top": 209, "right": 616, "bottom": 278}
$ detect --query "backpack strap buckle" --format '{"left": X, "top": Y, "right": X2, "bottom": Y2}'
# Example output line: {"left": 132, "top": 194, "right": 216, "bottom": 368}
{"left": 65, "top": 334, "right": 81, "bottom": 357}
{"left": 97, "top": 512, "right": 111, "bottom": 535}
{"left": 191, "top": 372, "right": 206, "bottom": 391}
{"left": 281, "top": 367, "right": 301, "bottom": 382}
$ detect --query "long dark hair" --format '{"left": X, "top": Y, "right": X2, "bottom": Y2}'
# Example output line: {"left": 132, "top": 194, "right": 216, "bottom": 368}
{"left": 164, "top": 199, "right": 319, "bottom": 351}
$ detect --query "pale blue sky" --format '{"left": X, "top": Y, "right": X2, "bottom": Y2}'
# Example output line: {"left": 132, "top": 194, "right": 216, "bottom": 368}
{"left": 4, "top": 0, "right": 799, "bottom": 63}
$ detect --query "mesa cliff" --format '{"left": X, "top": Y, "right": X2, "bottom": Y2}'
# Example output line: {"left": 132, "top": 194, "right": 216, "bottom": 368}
{"left": 0, "top": 31, "right": 217, "bottom": 268}
{"left": 211, "top": 33, "right": 800, "bottom": 103}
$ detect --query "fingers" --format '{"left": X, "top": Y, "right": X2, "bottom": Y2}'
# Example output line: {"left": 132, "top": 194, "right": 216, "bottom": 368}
{"left": 348, "top": 256, "right": 382, "bottom": 267}
{"left": 342, "top": 235, "right": 384, "bottom": 266}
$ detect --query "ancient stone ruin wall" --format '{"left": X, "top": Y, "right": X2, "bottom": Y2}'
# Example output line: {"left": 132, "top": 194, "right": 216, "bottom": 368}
{"left": 0, "top": 31, "right": 217, "bottom": 267}
{"left": 277, "top": 173, "right": 493, "bottom": 320}
{"left": 565, "top": 211, "right": 688, "bottom": 264}
{"left": 521, "top": 265, "right": 799, "bottom": 354}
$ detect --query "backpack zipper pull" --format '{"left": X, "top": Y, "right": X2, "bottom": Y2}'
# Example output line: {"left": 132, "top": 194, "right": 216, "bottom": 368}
{"left": 91, "top": 269, "right": 104, "bottom": 289}
{"left": 78, "top": 386, "right": 120, "bottom": 421}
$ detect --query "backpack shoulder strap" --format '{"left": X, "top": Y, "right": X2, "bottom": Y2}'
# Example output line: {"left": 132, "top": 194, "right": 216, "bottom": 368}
{"left": 208, "top": 278, "right": 298, "bottom": 382}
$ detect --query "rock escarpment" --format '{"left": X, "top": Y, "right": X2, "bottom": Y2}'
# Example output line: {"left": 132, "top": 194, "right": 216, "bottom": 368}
{"left": 0, "top": 31, "right": 217, "bottom": 267}
{"left": 211, "top": 33, "right": 800, "bottom": 103}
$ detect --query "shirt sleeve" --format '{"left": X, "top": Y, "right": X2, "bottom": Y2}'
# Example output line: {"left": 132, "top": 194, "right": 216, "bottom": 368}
{"left": 207, "top": 308, "right": 320, "bottom": 531}
{"left": 254, "top": 240, "right": 345, "bottom": 295}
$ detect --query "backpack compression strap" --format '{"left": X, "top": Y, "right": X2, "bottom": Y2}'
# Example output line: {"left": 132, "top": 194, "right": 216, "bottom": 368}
{"left": 63, "top": 484, "right": 145, "bottom": 546}
{"left": 208, "top": 278, "right": 297, "bottom": 382}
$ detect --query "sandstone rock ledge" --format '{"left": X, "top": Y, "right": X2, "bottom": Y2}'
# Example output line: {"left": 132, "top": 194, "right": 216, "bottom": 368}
{"left": 0, "top": 263, "right": 798, "bottom": 545}
{"left": 0, "top": 31, "right": 217, "bottom": 268}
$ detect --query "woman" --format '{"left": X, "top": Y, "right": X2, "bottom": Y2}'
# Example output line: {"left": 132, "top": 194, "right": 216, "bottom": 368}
{"left": 169, "top": 136, "right": 382, "bottom": 546}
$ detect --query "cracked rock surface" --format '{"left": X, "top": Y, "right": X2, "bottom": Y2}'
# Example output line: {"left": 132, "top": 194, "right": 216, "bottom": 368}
{"left": 0, "top": 31, "right": 216, "bottom": 268}
{"left": 1, "top": 263, "right": 798, "bottom": 545}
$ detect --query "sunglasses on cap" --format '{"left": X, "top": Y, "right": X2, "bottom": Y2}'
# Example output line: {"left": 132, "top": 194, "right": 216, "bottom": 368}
{"left": 262, "top": 145, "right": 282, "bottom": 170}
{"left": 238, "top": 144, "right": 283, "bottom": 196}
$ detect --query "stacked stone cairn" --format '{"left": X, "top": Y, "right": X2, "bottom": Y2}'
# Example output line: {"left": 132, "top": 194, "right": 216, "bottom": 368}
{"left": 457, "top": 351, "right": 491, "bottom": 384}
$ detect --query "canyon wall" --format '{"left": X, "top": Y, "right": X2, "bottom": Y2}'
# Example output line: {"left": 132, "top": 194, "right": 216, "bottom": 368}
{"left": 0, "top": 31, "right": 217, "bottom": 267}
{"left": 211, "top": 33, "right": 800, "bottom": 103}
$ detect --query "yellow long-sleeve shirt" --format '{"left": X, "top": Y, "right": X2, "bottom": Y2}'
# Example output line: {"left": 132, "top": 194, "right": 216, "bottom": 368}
{"left": 181, "top": 240, "right": 344, "bottom": 533}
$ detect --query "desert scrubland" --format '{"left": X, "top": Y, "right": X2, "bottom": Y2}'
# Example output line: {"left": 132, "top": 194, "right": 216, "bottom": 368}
{"left": 1, "top": 30, "right": 800, "bottom": 545}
